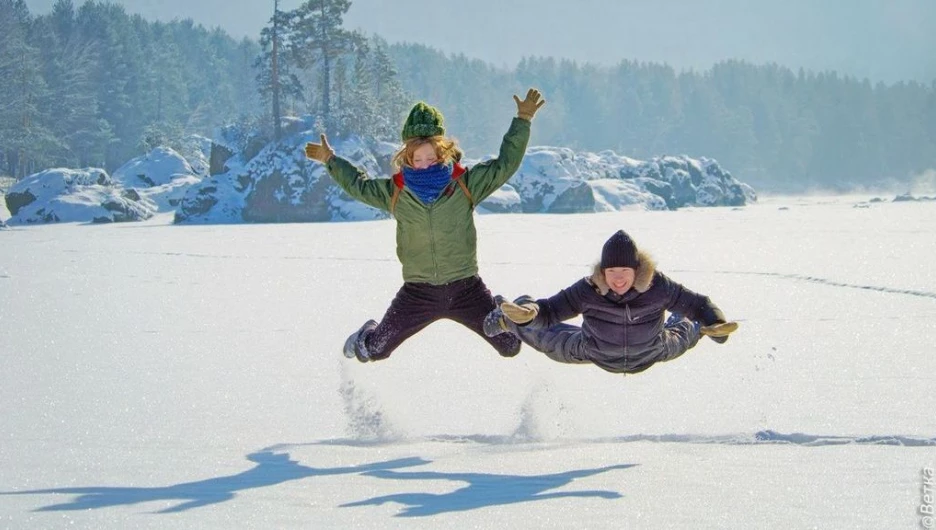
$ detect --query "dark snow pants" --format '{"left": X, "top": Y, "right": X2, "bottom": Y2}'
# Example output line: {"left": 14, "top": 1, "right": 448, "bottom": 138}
{"left": 362, "top": 275, "right": 521, "bottom": 360}
{"left": 509, "top": 317, "right": 700, "bottom": 374}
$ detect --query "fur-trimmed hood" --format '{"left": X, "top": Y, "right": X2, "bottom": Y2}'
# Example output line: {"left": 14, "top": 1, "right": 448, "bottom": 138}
{"left": 589, "top": 249, "right": 657, "bottom": 296}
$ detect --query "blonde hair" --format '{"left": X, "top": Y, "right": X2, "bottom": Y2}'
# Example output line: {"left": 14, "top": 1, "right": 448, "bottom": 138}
{"left": 391, "top": 136, "right": 463, "bottom": 173}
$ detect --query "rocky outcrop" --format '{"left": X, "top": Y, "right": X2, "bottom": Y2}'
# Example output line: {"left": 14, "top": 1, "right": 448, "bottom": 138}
{"left": 175, "top": 132, "right": 756, "bottom": 223}
{"left": 4, "top": 168, "right": 156, "bottom": 224}
{"left": 504, "top": 148, "right": 754, "bottom": 213}
{"left": 111, "top": 147, "right": 202, "bottom": 211}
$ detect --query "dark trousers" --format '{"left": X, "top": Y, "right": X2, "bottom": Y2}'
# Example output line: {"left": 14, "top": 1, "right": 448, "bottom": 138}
{"left": 362, "top": 275, "right": 521, "bottom": 360}
{"left": 511, "top": 323, "right": 591, "bottom": 365}
{"left": 510, "top": 318, "right": 700, "bottom": 374}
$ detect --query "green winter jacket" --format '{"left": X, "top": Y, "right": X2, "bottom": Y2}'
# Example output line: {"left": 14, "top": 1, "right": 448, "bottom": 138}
{"left": 326, "top": 117, "right": 531, "bottom": 285}
{"left": 327, "top": 118, "right": 530, "bottom": 285}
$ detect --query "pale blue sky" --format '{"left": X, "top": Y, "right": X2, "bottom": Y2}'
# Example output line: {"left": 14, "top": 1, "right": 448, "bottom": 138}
{"left": 23, "top": 0, "right": 936, "bottom": 83}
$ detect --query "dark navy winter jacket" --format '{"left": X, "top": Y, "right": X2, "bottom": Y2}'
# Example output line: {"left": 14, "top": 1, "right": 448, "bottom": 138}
{"left": 528, "top": 256, "right": 725, "bottom": 373}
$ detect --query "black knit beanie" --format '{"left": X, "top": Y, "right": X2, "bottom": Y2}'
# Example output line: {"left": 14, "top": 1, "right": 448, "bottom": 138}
{"left": 600, "top": 230, "right": 640, "bottom": 269}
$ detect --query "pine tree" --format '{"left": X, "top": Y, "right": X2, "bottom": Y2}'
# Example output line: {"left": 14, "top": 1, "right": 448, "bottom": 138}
{"left": 331, "top": 56, "right": 349, "bottom": 131}
{"left": 256, "top": 1, "right": 303, "bottom": 140}
{"left": 343, "top": 37, "right": 377, "bottom": 139}
{"left": 34, "top": 0, "right": 112, "bottom": 168}
{"left": 0, "top": 0, "right": 56, "bottom": 178}
{"left": 288, "top": 0, "right": 355, "bottom": 134}
{"left": 370, "top": 37, "right": 409, "bottom": 140}
{"left": 73, "top": 2, "right": 149, "bottom": 169}
{"left": 137, "top": 24, "right": 188, "bottom": 152}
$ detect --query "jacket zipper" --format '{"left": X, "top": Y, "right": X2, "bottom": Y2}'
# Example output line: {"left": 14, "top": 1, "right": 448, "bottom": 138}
{"left": 427, "top": 183, "right": 458, "bottom": 282}
{"left": 428, "top": 202, "right": 438, "bottom": 282}
{"left": 624, "top": 305, "right": 631, "bottom": 367}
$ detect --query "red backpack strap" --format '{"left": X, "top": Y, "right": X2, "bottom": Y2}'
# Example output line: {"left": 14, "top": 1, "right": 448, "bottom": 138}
{"left": 455, "top": 178, "right": 473, "bottom": 208}
{"left": 452, "top": 163, "right": 473, "bottom": 209}
{"left": 390, "top": 172, "right": 404, "bottom": 216}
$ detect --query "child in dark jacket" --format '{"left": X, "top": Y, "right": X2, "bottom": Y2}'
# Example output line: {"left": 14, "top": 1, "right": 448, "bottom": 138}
{"left": 484, "top": 229, "right": 738, "bottom": 375}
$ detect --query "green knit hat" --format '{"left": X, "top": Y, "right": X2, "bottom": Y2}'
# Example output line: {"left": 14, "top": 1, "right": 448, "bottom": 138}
{"left": 401, "top": 102, "right": 445, "bottom": 141}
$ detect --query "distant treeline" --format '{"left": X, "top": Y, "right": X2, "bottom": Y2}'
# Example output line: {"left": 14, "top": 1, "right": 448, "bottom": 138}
{"left": 1, "top": 0, "right": 262, "bottom": 178}
{"left": 388, "top": 45, "right": 936, "bottom": 191}
{"left": 2, "top": 0, "right": 933, "bottom": 192}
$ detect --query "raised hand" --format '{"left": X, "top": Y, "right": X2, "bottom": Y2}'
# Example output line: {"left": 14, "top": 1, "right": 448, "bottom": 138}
{"left": 304, "top": 134, "right": 335, "bottom": 164}
{"left": 513, "top": 88, "right": 546, "bottom": 121}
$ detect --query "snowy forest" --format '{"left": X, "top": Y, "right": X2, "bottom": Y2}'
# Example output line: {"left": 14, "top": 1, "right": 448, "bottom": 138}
{"left": 1, "top": 0, "right": 934, "bottom": 192}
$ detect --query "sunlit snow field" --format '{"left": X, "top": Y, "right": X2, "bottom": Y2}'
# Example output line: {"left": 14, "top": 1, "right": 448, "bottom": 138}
{"left": 1, "top": 194, "right": 934, "bottom": 529}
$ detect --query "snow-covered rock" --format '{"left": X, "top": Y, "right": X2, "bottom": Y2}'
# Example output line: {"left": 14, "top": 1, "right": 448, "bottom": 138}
{"left": 113, "top": 146, "right": 195, "bottom": 188}
{"left": 177, "top": 135, "right": 212, "bottom": 178}
{"left": 175, "top": 134, "right": 388, "bottom": 224}
{"left": 0, "top": 176, "right": 13, "bottom": 226}
{"left": 175, "top": 130, "right": 756, "bottom": 223}
{"left": 476, "top": 186, "right": 523, "bottom": 214}
{"left": 112, "top": 147, "right": 203, "bottom": 211}
{"left": 0, "top": 188, "right": 9, "bottom": 228}
{"left": 506, "top": 148, "right": 753, "bottom": 213}
{"left": 4, "top": 168, "right": 156, "bottom": 224}
{"left": 892, "top": 193, "right": 936, "bottom": 202}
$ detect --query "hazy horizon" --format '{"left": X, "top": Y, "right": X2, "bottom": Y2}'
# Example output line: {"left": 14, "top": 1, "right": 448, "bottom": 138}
{"left": 22, "top": 0, "right": 936, "bottom": 84}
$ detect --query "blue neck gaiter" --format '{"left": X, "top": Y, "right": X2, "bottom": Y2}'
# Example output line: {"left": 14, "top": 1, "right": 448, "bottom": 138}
{"left": 402, "top": 163, "right": 454, "bottom": 204}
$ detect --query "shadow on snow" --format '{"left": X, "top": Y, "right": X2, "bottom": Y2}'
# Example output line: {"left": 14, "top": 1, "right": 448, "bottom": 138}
{"left": 0, "top": 449, "right": 427, "bottom": 514}
{"left": 0, "top": 446, "right": 636, "bottom": 517}
{"left": 340, "top": 463, "right": 637, "bottom": 517}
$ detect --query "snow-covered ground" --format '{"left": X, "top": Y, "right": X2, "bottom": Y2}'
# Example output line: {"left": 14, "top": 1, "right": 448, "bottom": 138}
{"left": 1, "top": 195, "right": 934, "bottom": 529}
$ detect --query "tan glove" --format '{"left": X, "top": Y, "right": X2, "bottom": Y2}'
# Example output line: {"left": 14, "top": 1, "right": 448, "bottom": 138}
{"left": 501, "top": 300, "right": 539, "bottom": 325}
{"left": 304, "top": 134, "right": 335, "bottom": 164}
{"left": 700, "top": 321, "right": 738, "bottom": 338}
{"left": 514, "top": 88, "right": 546, "bottom": 121}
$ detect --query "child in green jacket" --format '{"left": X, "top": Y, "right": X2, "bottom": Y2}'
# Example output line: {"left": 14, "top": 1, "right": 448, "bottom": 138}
{"left": 305, "top": 89, "right": 545, "bottom": 362}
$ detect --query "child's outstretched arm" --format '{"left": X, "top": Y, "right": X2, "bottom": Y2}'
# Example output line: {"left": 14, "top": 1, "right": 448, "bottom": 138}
{"left": 463, "top": 88, "right": 545, "bottom": 200}
{"left": 304, "top": 133, "right": 392, "bottom": 212}
{"left": 661, "top": 272, "right": 738, "bottom": 343}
